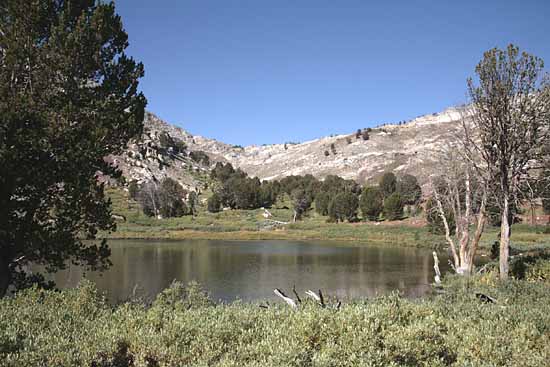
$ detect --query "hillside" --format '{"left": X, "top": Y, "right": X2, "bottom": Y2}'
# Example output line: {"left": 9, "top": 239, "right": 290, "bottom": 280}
{"left": 110, "top": 107, "right": 468, "bottom": 191}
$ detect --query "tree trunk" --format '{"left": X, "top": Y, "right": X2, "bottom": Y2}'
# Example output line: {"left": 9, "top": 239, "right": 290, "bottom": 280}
{"left": 0, "top": 255, "right": 10, "bottom": 298}
{"left": 499, "top": 197, "right": 511, "bottom": 279}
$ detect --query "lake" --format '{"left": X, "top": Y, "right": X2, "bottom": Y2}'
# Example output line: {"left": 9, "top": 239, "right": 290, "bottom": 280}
{"left": 46, "top": 239, "right": 450, "bottom": 303}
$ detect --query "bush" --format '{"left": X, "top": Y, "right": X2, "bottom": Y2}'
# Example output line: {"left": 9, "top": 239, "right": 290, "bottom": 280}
{"left": 189, "top": 150, "right": 210, "bottom": 166}
{"left": 383, "top": 192, "right": 403, "bottom": 220}
{"left": 1, "top": 278, "right": 550, "bottom": 366}
{"left": 152, "top": 281, "right": 213, "bottom": 311}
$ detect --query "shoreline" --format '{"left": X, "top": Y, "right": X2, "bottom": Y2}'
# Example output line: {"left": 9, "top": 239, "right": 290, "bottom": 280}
{"left": 102, "top": 228, "right": 447, "bottom": 248}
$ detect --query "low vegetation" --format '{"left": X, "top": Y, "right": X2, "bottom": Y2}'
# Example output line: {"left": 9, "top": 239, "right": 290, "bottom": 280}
{"left": 1, "top": 265, "right": 549, "bottom": 366}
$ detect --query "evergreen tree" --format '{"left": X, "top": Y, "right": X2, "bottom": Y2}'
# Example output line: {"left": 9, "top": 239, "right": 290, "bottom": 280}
{"left": 380, "top": 172, "right": 397, "bottom": 198}
{"left": 292, "top": 189, "right": 312, "bottom": 221}
{"left": 360, "top": 187, "right": 383, "bottom": 221}
{"left": 383, "top": 193, "right": 403, "bottom": 220}
{"left": 207, "top": 193, "right": 222, "bottom": 213}
{"left": 397, "top": 174, "right": 422, "bottom": 205}
{"left": 328, "top": 192, "right": 359, "bottom": 222}
{"left": 315, "top": 191, "right": 331, "bottom": 216}
{"left": 187, "top": 191, "right": 198, "bottom": 216}
{"left": 0, "top": 0, "right": 146, "bottom": 296}
{"left": 128, "top": 181, "right": 139, "bottom": 200}
{"left": 210, "top": 162, "right": 235, "bottom": 182}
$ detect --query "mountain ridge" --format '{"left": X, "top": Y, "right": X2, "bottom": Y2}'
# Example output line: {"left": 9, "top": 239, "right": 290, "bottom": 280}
{"left": 110, "top": 106, "right": 467, "bottom": 192}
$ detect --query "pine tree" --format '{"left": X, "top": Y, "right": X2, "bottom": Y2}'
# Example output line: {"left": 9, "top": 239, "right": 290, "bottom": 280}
{"left": 383, "top": 193, "right": 404, "bottom": 220}
{"left": 380, "top": 172, "right": 397, "bottom": 198}
{"left": 360, "top": 187, "right": 383, "bottom": 221}
{"left": 0, "top": 0, "right": 146, "bottom": 296}
{"left": 328, "top": 192, "right": 359, "bottom": 222}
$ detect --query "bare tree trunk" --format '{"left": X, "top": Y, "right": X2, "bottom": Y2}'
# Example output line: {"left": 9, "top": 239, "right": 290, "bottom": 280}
{"left": 467, "top": 209, "right": 487, "bottom": 274}
{"left": 432, "top": 252, "right": 442, "bottom": 284}
{"left": 499, "top": 197, "right": 511, "bottom": 279}
{"left": 0, "top": 255, "right": 10, "bottom": 298}
{"left": 530, "top": 202, "right": 536, "bottom": 226}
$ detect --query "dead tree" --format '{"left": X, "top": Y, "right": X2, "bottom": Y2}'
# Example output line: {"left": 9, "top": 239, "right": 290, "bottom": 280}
{"left": 464, "top": 45, "right": 550, "bottom": 279}
{"left": 430, "top": 146, "right": 487, "bottom": 275}
{"left": 273, "top": 287, "right": 340, "bottom": 309}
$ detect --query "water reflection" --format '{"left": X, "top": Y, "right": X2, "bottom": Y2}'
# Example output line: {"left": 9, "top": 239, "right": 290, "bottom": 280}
{"left": 46, "top": 240, "right": 450, "bottom": 303}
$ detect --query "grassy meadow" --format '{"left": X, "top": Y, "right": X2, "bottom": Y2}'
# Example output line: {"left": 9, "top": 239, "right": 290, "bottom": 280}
{"left": 104, "top": 188, "right": 550, "bottom": 254}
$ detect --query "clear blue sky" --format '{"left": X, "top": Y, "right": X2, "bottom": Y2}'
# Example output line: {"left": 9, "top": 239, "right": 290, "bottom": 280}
{"left": 115, "top": 0, "right": 550, "bottom": 146}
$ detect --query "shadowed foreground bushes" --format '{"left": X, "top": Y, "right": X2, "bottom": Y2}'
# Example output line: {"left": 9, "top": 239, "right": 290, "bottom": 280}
{"left": 1, "top": 277, "right": 549, "bottom": 366}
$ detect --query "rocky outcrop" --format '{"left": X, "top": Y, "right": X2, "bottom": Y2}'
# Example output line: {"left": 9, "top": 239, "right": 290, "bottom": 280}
{"left": 106, "top": 112, "right": 213, "bottom": 192}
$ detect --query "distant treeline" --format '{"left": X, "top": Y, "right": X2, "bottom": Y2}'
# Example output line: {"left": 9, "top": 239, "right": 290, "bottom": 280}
{"left": 206, "top": 162, "right": 423, "bottom": 223}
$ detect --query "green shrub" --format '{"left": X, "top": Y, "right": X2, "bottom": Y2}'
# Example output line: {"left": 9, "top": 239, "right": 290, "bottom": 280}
{"left": 1, "top": 277, "right": 550, "bottom": 366}
{"left": 152, "top": 280, "right": 213, "bottom": 310}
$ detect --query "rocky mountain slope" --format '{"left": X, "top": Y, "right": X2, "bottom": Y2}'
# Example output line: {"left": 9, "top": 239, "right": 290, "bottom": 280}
{"left": 110, "top": 107, "right": 468, "bottom": 191}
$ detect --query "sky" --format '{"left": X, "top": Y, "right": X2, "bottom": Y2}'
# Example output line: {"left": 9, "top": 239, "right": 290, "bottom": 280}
{"left": 115, "top": 0, "right": 550, "bottom": 146}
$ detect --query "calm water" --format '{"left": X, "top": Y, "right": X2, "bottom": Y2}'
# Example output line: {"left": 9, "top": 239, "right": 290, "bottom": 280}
{"left": 46, "top": 240, "right": 450, "bottom": 303}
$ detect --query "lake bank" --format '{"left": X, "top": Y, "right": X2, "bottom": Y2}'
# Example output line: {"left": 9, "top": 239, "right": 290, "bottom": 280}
{"left": 105, "top": 188, "right": 550, "bottom": 253}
